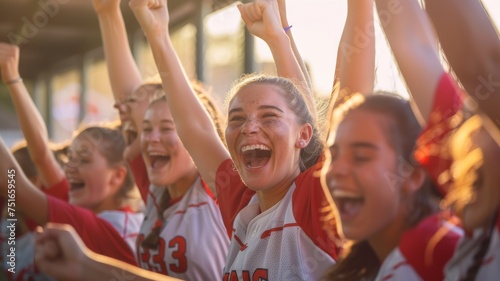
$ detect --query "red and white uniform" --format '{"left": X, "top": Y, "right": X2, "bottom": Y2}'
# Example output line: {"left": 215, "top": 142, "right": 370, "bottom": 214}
{"left": 136, "top": 177, "right": 229, "bottom": 281}
{"left": 0, "top": 177, "right": 95, "bottom": 281}
{"left": 128, "top": 154, "right": 150, "bottom": 203}
{"left": 445, "top": 211, "right": 500, "bottom": 281}
{"left": 375, "top": 214, "right": 463, "bottom": 281}
{"left": 48, "top": 193, "right": 143, "bottom": 265}
{"left": 0, "top": 226, "right": 55, "bottom": 281}
{"left": 216, "top": 159, "right": 339, "bottom": 281}
{"left": 414, "top": 73, "right": 464, "bottom": 195}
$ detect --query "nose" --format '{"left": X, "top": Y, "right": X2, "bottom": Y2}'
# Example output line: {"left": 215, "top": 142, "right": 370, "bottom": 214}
{"left": 143, "top": 129, "right": 161, "bottom": 143}
{"left": 241, "top": 119, "right": 259, "bottom": 135}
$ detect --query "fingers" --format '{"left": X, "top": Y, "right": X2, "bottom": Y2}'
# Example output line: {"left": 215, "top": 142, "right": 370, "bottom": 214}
{"left": 0, "top": 43, "right": 20, "bottom": 81}
{"left": 238, "top": 1, "right": 264, "bottom": 24}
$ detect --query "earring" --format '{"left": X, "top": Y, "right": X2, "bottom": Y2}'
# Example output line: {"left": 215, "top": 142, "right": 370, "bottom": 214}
{"left": 299, "top": 140, "right": 306, "bottom": 148}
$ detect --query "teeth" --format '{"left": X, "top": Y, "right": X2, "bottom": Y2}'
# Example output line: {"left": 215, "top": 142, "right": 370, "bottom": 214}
{"left": 332, "top": 190, "right": 363, "bottom": 199}
{"left": 148, "top": 152, "right": 168, "bottom": 156}
{"left": 241, "top": 144, "right": 271, "bottom": 152}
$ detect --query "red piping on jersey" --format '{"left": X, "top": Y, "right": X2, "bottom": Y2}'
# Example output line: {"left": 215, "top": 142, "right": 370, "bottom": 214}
{"left": 382, "top": 274, "right": 393, "bottom": 281}
{"left": 392, "top": 261, "right": 409, "bottom": 271}
{"left": 173, "top": 202, "right": 209, "bottom": 215}
{"left": 232, "top": 232, "right": 248, "bottom": 251}
{"left": 260, "top": 223, "right": 299, "bottom": 239}
{"left": 482, "top": 255, "right": 494, "bottom": 266}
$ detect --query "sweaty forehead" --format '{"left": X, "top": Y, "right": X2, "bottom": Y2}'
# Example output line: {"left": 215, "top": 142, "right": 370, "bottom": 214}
{"left": 229, "top": 84, "right": 286, "bottom": 109}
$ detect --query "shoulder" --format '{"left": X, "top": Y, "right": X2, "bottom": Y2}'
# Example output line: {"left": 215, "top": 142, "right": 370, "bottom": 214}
{"left": 399, "top": 213, "right": 463, "bottom": 281}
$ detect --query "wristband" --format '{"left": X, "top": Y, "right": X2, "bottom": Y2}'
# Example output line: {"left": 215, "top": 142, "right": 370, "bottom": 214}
{"left": 284, "top": 25, "right": 293, "bottom": 32}
{"left": 5, "top": 77, "right": 22, "bottom": 85}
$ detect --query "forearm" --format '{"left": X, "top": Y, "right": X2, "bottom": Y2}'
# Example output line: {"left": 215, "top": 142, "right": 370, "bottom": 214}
{"left": 337, "top": 0, "right": 375, "bottom": 96}
{"left": 97, "top": 9, "right": 143, "bottom": 103}
{"left": 267, "top": 33, "right": 316, "bottom": 117}
{"left": 0, "top": 138, "right": 48, "bottom": 225}
{"left": 81, "top": 251, "right": 180, "bottom": 281}
{"left": 285, "top": 29, "right": 312, "bottom": 90}
{"left": 8, "top": 81, "right": 64, "bottom": 186}
{"left": 425, "top": 0, "right": 500, "bottom": 129}
{"left": 376, "top": 0, "right": 443, "bottom": 123}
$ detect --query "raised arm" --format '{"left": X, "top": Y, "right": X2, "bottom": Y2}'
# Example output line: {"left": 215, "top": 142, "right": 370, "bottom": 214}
{"left": 331, "top": 0, "right": 375, "bottom": 109}
{"left": 0, "top": 43, "right": 65, "bottom": 187}
{"left": 129, "top": 0, "right": 229, "bottom": 193}
{"left": 375, "top": 0, "right": 444, "bottom": 124}
{"left": 0, "top": 137, "right": 48, "bottom": 225}
{"left": 424, "top": 0, "right": 500, "bottom": 131}
{"left": 92, "top": 0, "right": 144, "bottom": 160}
{"left": 277, "top": 0, "right": 312, "bottom": 90}
{"left": 238, "top": 0, "right": 316, "bottom": 117}
{"left": 35, "top": 223, "right": 181, "bottom": 281}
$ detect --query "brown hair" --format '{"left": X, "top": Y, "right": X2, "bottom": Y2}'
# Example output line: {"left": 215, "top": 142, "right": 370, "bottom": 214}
{"left": 226, "top": 74, "right": 322, "bottom": 171}
{"left": 326, "top": 93, "right": 440, "bottom": 280}
{"left": 72, "top": 124, "right": 137, "bottom": 209}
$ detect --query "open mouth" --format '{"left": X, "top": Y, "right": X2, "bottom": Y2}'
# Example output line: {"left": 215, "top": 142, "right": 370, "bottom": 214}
{"left": 241, "top": 144, "right": 271, "bottom": 169}
{"left": 332, "top": 190, "right": 364, "bottom": 220}
{"left": 69, "top": 181, "right": 85, "bottom": 191}
{"left": 149, "top": 152, "right": 171, "bottom": 170}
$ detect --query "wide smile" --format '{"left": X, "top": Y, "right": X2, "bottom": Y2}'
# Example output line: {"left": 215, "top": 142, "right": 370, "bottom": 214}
{"left": 68, "top": 179, "right": 85, "bottom": 192}
{"left": 331, "top": 189, "right": 365, "bottom": 222}
{"left": 240, "top": 144, "right": 272, "bottom": 169}
{"left": 148, "top": 151, "right": 172, "bottom": 171}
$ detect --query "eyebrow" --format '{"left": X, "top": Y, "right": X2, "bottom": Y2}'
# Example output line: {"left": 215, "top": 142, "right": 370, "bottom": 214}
{"left": 228, "top": 105, "right": 284, "bottom": 116}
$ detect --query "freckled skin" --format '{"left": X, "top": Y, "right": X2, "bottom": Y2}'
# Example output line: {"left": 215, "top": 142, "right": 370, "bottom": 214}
{"left": 225, "top": 84, "right": 305, "bottom": 204}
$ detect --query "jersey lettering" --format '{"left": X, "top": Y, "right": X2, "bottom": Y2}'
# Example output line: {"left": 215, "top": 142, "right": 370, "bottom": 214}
{"left": 136, "top": 234, "right": 189, "bottom": 275}
{"left": 223, "top": 269, "right": 269, "bottom": 281}
{"left": 169, "top": 236, "right": 188, "bottom": 273}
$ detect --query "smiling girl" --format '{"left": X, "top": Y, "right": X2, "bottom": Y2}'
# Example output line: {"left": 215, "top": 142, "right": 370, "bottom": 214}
{"left": 0, "top": 42, "right": 143, "bottom": 265}
{"left": 128, "top": 0, "right": 343, "bottom": 279}
{"left": 133, "top": 90, "right": 229, "bottom": 281}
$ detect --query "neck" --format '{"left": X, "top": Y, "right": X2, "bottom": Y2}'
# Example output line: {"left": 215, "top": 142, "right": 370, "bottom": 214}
{"left": 256, "top": 167, "right": 301, "bottom": 212}
{"left": 167, "top": 168, "right": 199, "bottom": 200}
{"left": 368, "top": 207, "right": 407, "bottom": 262}
{"left": 92, "top": 196, "right": 121, "bottom": 214}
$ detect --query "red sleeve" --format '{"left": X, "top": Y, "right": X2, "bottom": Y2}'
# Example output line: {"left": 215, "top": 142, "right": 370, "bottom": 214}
{"left": 293, "top": 161, "right": 340, "bottom": 260}
{"left": 215, "top": 159, "right": 255, "bottom": 236}
{"left": 414, "top": 73, "right": 463, "bottom": 196}
{"left": 399, "top": 213, "right": 462, "bottom": 281}
{"left": 47, "top": 195, "right": 137, "bottom": 265}
{"left": 128, "top": 154, "right": 149, "bottom": 204}
{"left": 43, "top": 177, "right": 69, "bottom": 202}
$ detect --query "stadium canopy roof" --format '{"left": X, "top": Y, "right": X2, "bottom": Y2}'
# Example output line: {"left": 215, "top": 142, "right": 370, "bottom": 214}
{"left": 0, "top": 0, "right": 235, "bottom": 80}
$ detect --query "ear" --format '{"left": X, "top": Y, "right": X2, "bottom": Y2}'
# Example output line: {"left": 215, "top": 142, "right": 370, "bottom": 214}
{"left": 403, "top": 166, "right": 426, "bottom": 194}
{"left": 296, "top": 123, "right": 313, "bottom": 149}
{"left": 110, "top": 166, "right": 127, "bottom": 190}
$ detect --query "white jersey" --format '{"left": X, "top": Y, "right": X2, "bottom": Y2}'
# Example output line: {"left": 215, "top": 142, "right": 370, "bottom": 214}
{"left": 375, "top": 214, "right": 462, "bottom": 281}
{"left": 0, "top": 226, "right": 54, "bottom": 281}
{"left": 98, "top": 210, "right": 144, "bottom": 254}
{"left": 445, "top": 212, "right": 500, "bottom": 281}
{"left": 136, "top": 178, "right": 229, "bottom": 281}
{"left": 224, "top": 183, "right": 335, "bottom": 281}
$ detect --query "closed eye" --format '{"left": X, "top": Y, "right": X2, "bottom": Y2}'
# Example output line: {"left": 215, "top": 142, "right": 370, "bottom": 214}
{"left": 262, "top": 113, "right": 278, "bottom": 118}
{"left": 229, "top": 115, "right": 245, "bottom": 122}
